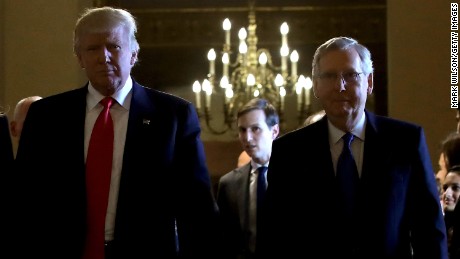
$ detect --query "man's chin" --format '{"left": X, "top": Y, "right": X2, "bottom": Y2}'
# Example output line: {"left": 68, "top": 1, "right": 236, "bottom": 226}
{"left": 92, "top": 78, "right": 121, "bottom": 95}
{"left": 245, "top": 150, "right": 255, "bottom": 157}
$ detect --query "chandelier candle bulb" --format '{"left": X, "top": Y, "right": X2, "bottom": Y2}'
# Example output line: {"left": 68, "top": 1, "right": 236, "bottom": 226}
{"left": 192, "top": 80, "right": 201, "bottom": 110}
{"left": 280, "top": 45, "right": 289, "bottom": 76}
{"left": 275, "top": 73, "right": 284, "bottom": 90}
{"left": 247, "top": 74, "right": 256, "bottom": 96}
{"left": 259, "top": 52, "right": 268, "bottom": 66}
{"left": 280, "top": 22, "right": 289, "bottom": 46}
{"left": 192, "top": 2, "right": 317, "bottom": 134}
{"left": 259, "top": 52, "right": 268, "bottom": 80}
{"left": 241, "top": 44, "right": 248, "bottom": 66}
{"left": 202, "top": 79, "right": 212, "bottom": 109}
{"left": 238, "top": 28, "right": 247, "bottom": 46}
{"left": 290, "top": 50, "right": 299, "bottom": 80}
{"left": 225, "top": 87, "right": 233, "bottom": 104}
{"left": 207, "top": 48, "right": 216, "bottom": 76}
{"left": 220, "top": 76, "right": 229, "bottom": 89}
{"left": 280, "top": 86, "right": 286, "bottom": 112}
{"left": 206, "top": 91, "right": 212, "bottom": 109}
{"left": 238, "top": 28, "right": 248, "bottom": 66}
{"left": 280, "top": 23, "right": 289, "bottom": 76}
{"left": 222, "top": 52, "right": 230, "bottom": 77}
{"left": 223, "top": 18, "right": 231, "bottom": 47}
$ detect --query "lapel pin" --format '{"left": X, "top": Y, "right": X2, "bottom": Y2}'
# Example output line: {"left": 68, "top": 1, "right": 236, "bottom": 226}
{"left": 143, "top": 119, "right": 151, "bottom": 125}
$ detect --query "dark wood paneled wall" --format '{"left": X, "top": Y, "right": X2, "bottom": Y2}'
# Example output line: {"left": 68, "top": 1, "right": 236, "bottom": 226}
{"left": 93, "top": 1, "right": 387, "bottom": 180}
{"left": 96, "top": 0, "right": 387, "bottom": 115}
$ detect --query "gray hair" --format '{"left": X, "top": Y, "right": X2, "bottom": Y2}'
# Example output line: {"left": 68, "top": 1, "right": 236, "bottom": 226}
{"left": 312, "top": 36, "right": 373, "bottom": 77}
{"left": 73, "top": 6, "right": 140, "bottom": 61}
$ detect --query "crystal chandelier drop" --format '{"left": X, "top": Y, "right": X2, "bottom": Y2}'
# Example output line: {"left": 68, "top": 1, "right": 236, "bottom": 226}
{"left": 192, "top": 1, "right": 313, "bottom": 134}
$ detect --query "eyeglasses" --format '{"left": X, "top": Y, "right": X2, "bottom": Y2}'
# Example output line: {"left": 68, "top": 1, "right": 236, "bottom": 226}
{"left": 317, "top": 72, "right": 364, "bottom": 84}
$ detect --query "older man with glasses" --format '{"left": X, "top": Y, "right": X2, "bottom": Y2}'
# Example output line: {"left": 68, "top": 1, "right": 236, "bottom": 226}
{"left": 258, "top": 36, "right": 447, "bottom": 259}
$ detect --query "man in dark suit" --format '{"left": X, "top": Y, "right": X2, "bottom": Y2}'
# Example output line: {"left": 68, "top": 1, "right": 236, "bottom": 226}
{"left": 14, "top": 6, "right": 218, "bottom": 259}
{"left": 216, "top": 98, "right": 279, "bottom": 258}
{"left": 259, "top": 36, "right": 447, "bottom": 258}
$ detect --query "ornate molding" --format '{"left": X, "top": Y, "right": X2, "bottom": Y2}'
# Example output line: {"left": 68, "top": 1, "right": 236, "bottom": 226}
{"left": 130, "top": 5, "right": 386, "bottom": 48}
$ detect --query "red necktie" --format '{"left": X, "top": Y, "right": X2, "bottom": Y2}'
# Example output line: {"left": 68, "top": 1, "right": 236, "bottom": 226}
{"left": 84, "top": 97, "right": 114, "bottom": 259}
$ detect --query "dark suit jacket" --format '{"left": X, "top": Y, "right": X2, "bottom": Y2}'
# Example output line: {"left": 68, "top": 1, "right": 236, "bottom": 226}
{"left": 0, "top": 115, "right": 13, "bottom": 172}
{"left": 0, "top": 115, "right": 14, "bottom": 228}
{"left": 259, "top": 111, "right": 448, "bottom": 259}
{"left": 13, "top": 81, "right": 219, "bottom": 258}
{"left": 216, "top": 163, "right": 253, "bottom": 258}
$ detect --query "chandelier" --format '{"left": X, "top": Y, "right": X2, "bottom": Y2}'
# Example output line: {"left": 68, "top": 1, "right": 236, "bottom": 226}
{"left": 192, "top": 1, "right": 313, "bottom": 135}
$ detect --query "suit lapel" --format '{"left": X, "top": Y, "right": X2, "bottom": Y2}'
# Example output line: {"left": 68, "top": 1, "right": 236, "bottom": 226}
{"left": 126, "top": 82, "right": 156, "bottom": 132}
{"left": 316, "top": 117, "right": 336, "bottom": 181}
{"left": 237, "top": 164, "right": 252, "bottom": 231}
{"left": 360, "top": 111, "right": 391, "bottom": 182}
{"left": 73, "top": 86, "right": 90, "bottom": 169}
{"left": 122, "top": 82, "right": 157, "bottom": 162}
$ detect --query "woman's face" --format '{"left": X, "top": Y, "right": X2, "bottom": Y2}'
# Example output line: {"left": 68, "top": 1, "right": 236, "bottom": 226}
{"left": 442, "top": 172, "right": 460, "bottom": 212}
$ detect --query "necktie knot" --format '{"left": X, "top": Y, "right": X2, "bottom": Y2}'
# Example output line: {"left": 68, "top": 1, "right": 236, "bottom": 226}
{"left": 101, "top": 97, "right": 114, "bottom": 109}
{"left": 342, "top": 132, "right": 354, "bottom": 149}
{"left": 258, "top": 166, "right": 268, "bottom": 177}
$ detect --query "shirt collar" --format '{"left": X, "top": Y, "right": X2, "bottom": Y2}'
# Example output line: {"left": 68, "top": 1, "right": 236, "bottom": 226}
{"left": 87, "top": 76, "right": 133, "bottom": 110}
{"left": 250, "top": 160, "right": 269, "bottom": 174}
{"left": 328, "top": 111, "right": 366, "bottom": 145}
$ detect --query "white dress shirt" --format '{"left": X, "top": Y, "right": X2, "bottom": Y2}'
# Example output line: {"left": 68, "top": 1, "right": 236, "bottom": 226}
{"left": 248, "top": 160, "right": 268, "bottom": 253}
{"left": 84, "top": 76, "right": 132, "bottom": 241}
{"left": 328, "top": 113, "right": 366, "bottom": 177}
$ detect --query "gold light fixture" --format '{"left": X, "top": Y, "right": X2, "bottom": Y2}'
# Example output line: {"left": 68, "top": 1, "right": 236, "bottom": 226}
{"left": 192, "top": 0, "right": 313, "bottom": 134}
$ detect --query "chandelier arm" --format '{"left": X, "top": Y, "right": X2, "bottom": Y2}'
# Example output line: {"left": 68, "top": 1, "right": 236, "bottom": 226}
{"left": 265, "top": 62, "right": 281, "bottom": 73}
{"left": 256, "top": 48, "right": 272, "bottom": 62}
{"left": 193, "top": 0, "right": 317, "bottom": 135}
{"left": 228, "top": 56, "right": 243, "bottom": 68}
{"left": 230, "top": 67, "right": 246, "bottom": 87}
{"left": 202, "top": 106, "right": 234, "bottom": 135}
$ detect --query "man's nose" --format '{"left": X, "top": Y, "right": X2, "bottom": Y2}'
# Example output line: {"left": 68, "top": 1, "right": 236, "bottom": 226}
{"left": 98, "top": 48, "right": 110, "bottom": 63}
{"left": 335, "top": 74, "right": 347, "bottom": 92}
{"left": 244, "top": 131, "right": 253, "bottom": 141}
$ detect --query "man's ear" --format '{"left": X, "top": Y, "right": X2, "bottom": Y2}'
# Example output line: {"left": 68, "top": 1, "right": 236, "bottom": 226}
{"left": 312, "top": 79, "right": 319, "bottom": 99}
{"left": 130, "top": 51, "right": 138, "bottom": 66}
{"left": 367, "top": 73, "right": 374, "bottom": 95}
{"left": 76, "top": 54, "right": 85, "bottom": 69}
{"left": 272, "top": 124, "right": 280, "bottom": 139}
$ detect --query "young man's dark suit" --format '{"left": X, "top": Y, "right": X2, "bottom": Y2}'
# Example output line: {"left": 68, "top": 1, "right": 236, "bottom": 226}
{"left": 13, "top": 81, "right": 219, "bottom": 258}
{"left": 217, "top": 162, "right": 253, "bottom": 258}
{"left": 259, "top": 110, "right": 447, "bottom": 259}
